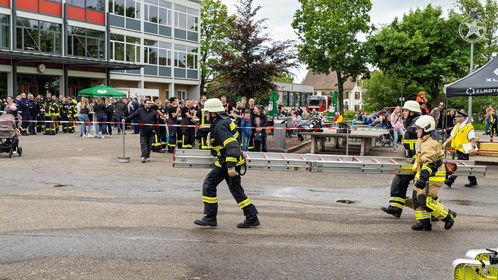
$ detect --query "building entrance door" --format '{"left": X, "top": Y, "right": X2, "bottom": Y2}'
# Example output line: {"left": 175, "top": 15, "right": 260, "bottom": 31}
{"left": 17, "top": 74, "right": 59, "bottom": 96}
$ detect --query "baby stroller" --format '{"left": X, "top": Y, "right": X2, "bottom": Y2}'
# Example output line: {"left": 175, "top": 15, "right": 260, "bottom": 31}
{"left": 296, "top": 118, "right": 323, "bottom": 141}
{"left": 374, "top": 122, "right": 392, "bottom": 147}
{"left": 0, "top": 113, "right": 23, "bottom": 158}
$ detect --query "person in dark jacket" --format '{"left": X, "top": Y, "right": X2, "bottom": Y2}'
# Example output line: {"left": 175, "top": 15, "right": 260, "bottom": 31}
{"left": 105, "top": 98, "right": 114, "bottom": 137}
{"left": 251, "top": 105, "right": 267, "bottom": 152}
{"left": 122, "top": 99, "right": 159, "bottom": 163}
{"left": 18, "top": 93, "right": 30, "bottom": 135}
{"left": 94, "top": 98, "right": 107, "bottom": 138}
{"left": 381, "top": 100, "right": 422, "bottom": 218}
{"left": 114, "top": 98, "right": 128, "bottom": 135}
{"left": 27, "top": 93, "right": 38, "bottom": 135}
{"left": 194, "top": 98, "right": 259, "bottom": 228}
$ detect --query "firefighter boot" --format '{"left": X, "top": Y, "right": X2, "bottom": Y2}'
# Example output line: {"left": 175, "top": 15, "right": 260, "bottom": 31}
{"left": 411, "top": 218, "right": 432, "bottom": 231}
{"left": 194, "top": 216, "right": 217, "bottom": 227}
{"left": 237, "top": 216, "right": 260, "bottom": 228}
{"left": 442, "top": 210, "right": 457, "bottom": 230}
{"left": 381, "top": 206, "right": 402, "bottom": 218}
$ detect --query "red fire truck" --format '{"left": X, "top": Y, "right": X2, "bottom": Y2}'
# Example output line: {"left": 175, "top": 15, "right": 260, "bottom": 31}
{"left": 306, "top": 95, "right": 334, "bottom": 112}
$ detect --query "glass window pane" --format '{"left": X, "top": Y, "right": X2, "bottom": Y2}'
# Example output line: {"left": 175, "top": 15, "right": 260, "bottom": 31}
{"left": 111, "top": 33, "right": 124, "bottom": 41}
{"left": 115, "top": 42, "right": 125, "bottom": 61}
{"left": 24, "top": 28, "right": 38, "bottom": 51}
{"left": 115, "top": 0, "right": 125, "bottom": 16}
{"left": 1, "top": 25, "right": 9, "bottom": 48}
{"left": 159, "top": 49, "right": 167, "bottom": 66}
{"left": 98, "top": 39, "right": 105, "bottom": 59}
{"left": 159, "top": 8, "right": 166, "bottom": 25}
{"left": 150, "top": 5, "right": 158, "bottom": 23}
{"left": 87, "top": 0, "right": 105, "bottom": 11}
{"left": 87, "top": 37, "right": 98, "bottom": 58}
{"left": 178, "top": 13, "right": 186, "bottom": 29}
{"left": 68, "top": 0, "right": 84, "bottom": 8}
{"left": 126, "top": 36, "right": 140, "bottom": 44}
{"left": 159, "top": 0, "right": 171, "bottom": 8}
{"left": 149, "top": 48, "right": 158, "bottom": 65}
{"left": 16, "top": 28, "right": 22, "bottom": 49}
{"left": 40, "top": 31, "right": 54, "bottom": 53}
{"left": 126, "top": 43, "right": 135, "bottom": 62}
{"left": 126, "top": 0, "right": 135, "bottom": 18}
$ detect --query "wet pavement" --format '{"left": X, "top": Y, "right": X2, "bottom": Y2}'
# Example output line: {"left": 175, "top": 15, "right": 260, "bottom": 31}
{"left": 0, "top": 133, "right": 497, "bottom": 279}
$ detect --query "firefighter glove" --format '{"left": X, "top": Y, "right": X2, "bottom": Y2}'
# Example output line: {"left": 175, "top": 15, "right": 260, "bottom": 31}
{"left": 415, "top": 179, "right": 427, "bottom": 189}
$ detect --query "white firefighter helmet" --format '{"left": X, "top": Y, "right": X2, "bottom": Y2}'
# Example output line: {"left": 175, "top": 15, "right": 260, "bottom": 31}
{"left": 203, "top": 98, "right": 225, "bottom": 113}
{"left": 402, "top": 100, "right": 422, "bottom": 114}
{"left": 415, "top": 115, "right": 436, "bottom": 132}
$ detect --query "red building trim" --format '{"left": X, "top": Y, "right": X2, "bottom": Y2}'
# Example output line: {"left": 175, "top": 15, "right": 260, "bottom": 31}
{"left": 67, "top": 5, "right": 86, "bottom": 21}
{"left": 0, "top": 0, "right": 9, "bottom": 7}
{"left": 39, "top": 0, "right": 62, "bottom": 17}
{"left": 16, "top": 0, "right": 38, "bottom": 12}
{"left": 86, "top": 10, "right": 105, "bottom": 25}
{"left": 0, "top": 58, "right": 10, "bottom": 64}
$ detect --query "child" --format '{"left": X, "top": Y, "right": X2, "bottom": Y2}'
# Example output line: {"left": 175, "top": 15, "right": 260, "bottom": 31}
{"left": 241, "top": 109, "right": 252, "bottom": 151}
{"left": 253, "top": 117, "right": 263, "bottom": 152}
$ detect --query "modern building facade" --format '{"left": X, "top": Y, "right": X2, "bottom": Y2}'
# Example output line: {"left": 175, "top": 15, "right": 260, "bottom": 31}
{"left": 303, "top": 70, "right": 365, "bottom": 111}
{"left": 0, "top": 0, "right": 201, "bottom": 101}
{"left": 274, "top": 81, "right": 314, "bottom": 108}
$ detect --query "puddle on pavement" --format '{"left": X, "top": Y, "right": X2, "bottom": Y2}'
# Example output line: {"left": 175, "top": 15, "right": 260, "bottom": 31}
{"left": 447, "top": 199, "right": 498, "bottom": 207}
{"left": 53, "top": 184, "right": 70, "bottom": 188}
{"left": 336, "top": 199, "right": 356, "bottom": 204}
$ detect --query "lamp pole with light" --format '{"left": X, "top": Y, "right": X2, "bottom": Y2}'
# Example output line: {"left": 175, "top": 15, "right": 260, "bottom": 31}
{"left": 459, "top": 8, "right": 486, "bottom": 120}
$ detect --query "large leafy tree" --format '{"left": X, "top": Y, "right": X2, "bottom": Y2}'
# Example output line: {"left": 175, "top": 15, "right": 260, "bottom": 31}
{"left": 455, "top": 0, "right": 498, "bottom": 64}
{"left": 366, "top": 5, "right": 484, "bottom": 105}
{"left": 292, "top": 0, "right": 373, "bottom": 114}
{"left": 363, "top": 71, "right": 420, "bottom": 111}
{"left": 200, "top": 0, "right": 233, "bottom": 95}
{"left": 208, "top": 0, "right": 297, "bottom": 103}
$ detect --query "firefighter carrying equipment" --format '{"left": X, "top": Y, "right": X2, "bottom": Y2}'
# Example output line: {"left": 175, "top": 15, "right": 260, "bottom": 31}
{"left": 412, "top": 134, "right": 456, "bottom": 231}
{"left": 198, "top": 109, "right": 258, "bottom": 224}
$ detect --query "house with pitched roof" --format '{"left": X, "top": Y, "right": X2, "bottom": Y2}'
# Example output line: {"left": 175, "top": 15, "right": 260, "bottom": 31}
{"left": 302, "top": 71, "right": 365, "bottom": 111}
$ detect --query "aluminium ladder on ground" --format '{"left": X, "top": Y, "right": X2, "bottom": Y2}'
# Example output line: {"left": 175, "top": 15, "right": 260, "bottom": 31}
{"left": 453, "top": 248, "right": 498, "bottom": 279}
{"left": 173, "top": 149, "right": 487, "bottom": 177}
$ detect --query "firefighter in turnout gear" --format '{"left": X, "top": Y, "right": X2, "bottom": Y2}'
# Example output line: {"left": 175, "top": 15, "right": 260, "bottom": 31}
{"left": 167, "top": 97, "right": 181, "bottom": 153}
{"left": 69, "top": 98, "right": 77, "bottom": 133}
{"left": 44, "top": 93, "right": 59, "bottom": 135}
{"left": 196, "top": 96, "right": 210, "bottom": 150}
{"left": 151, "top": 98, "right": 167, "bottom": 153}
{"left": 411, "top": 115, "right": 456, "bottom": 231}
{"left": 194, "top": 98, "right": 260, "bottom": 228}
{"left": 60, "top": 97, "right": 71, "bottom": 133}
{"left": 381, "top": 100, "right": 421, "bottom": 218}
{"left": 180, "top": 99, "right": 196, "bottom": 149}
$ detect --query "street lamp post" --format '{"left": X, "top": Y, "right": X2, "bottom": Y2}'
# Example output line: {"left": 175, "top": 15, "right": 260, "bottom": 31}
{"left": 459, "top": 8, "right": 486, "bottom": 120}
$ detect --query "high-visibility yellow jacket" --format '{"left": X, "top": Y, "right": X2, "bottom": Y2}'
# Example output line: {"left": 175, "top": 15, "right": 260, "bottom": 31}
{"left": 451, "top": 122, "right": 474, "bottom": 153}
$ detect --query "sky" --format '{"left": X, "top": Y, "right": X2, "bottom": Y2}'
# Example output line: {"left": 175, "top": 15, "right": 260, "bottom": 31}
{"left": 222, "top": 0, "right": 457, "bottom": 82}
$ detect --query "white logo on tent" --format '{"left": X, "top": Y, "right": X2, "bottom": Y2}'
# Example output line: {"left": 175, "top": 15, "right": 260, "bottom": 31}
{"left": 466, "top": 88, "right": 475, "bottom": 95}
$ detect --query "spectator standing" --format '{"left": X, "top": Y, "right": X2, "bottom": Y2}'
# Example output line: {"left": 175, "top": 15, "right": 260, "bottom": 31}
{"left": 77, "top": 97, "right": 91, "bottom": 137}
{"left": 241, "top": 109, "right": 252, "bottom": 151}
{"left": 18, "top": 93, "right": 29, "bottom": 135}
{"left": 94, "top": 98, "right": 107, "bottom": 138}
{"left": 113, "top": 98, "right": 127, "bottom": 135}
{"left": 420, "top": 103, "right": 429, "bottom": 115}
{"left": 430, "top": 102, "right": 445, "bottom": 133}
{"left": 130, "top": 98, "right": 140, "bottom": 134}
{"left": 485, "top": 106, "right": 493, "bottom": 135}
{"left": 27, "top": 93, "right": 38, "bottom": 135}
{"left": 252, "top": 106, "right": 268, "bottom": 152}
{"left": 390, "top": 106, "right": 404, "bottom": 152}
{"left": 253, "top": 117, "right": 263, "bottom": 152}
{"left": 123, "top": 99, "right": 159, "bottom": 163}
{"left": 105, "top": 98, "right": 114, "bottom": 137}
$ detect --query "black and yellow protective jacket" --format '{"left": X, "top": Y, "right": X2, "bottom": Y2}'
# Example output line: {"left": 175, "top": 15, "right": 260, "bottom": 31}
{"left": 210, "top": 113, "right": 245, "bottom": 168}
{"left": 402, "top": 114, "right": 420, "bottom": 158}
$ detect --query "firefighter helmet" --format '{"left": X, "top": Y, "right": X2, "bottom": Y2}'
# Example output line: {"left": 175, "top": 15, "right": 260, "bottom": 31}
{"left": 415, "top": 115, "right": 436, "bottom": 132}
{"left": 203, "top": 98, "right": 225, "bottom": 113}
{"left": 402, "top": 100, "right": 422, "bottom": 114}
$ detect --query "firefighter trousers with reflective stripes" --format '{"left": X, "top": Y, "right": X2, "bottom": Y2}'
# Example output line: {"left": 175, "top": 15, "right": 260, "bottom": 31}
{"left": 387, "top": 174, "right": 414, "bottom": 211}
{"left": 202, "top": 165, "right": 258, "bottom": 219}
{"left": 413, "top": 180, "right": 452, "bottom": 221}
{"left": 181, "top": 126, "right": 195, "bottom": 149}
{"left": 167, "top": 119, "right": 177, "bottom": 152}
{"left": 197, "top": 129, "right": 210, "bottom": 149}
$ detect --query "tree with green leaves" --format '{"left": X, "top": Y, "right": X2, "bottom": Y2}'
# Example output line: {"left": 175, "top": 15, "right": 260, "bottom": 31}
{"left": 363, "top": 71, "right": 421, "bottom": 111}
{"left": 200, "top": 0, "right": 233, "bottom": 95}
{"left": 292, "top": 0, "right": 373, "bottom": 114}
{"left": 208, "top": 0, "right": 297, "bottom": 103}
{"left": 455, "top": 0, "right": 498, "bottom": 64}
{"left": 366, "top": 4, "right": 484, "bottom": 106}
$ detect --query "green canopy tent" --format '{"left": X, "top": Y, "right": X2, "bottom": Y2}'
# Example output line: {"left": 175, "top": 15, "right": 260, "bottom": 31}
{"left": 78, "top": 85, "right": 126, "bottom": 98}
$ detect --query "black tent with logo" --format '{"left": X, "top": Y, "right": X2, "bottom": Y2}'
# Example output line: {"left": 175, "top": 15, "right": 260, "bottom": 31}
{"left": 444, "top": 56, "right": 498, "bottom": 97}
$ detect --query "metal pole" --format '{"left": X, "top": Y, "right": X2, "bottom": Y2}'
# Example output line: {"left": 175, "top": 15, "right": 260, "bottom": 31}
{"left": 346, "top": 133, "right": 349, "bottom": 156}
{"left": 117, "top": 122, "right": 130, "bottom": 163}
{"left": 469, "top": 42, "right": 474, "bottom": 120}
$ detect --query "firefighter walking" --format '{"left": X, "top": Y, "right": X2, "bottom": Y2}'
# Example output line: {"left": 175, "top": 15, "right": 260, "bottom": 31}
{"left": 411, "top": 115, "right": 456, "bottom": 231}
{"left": 381, "top": 100, "right": 421, "bottom": 218}
{"left": 194, "top": 98, "right": 260, "bottom": 228}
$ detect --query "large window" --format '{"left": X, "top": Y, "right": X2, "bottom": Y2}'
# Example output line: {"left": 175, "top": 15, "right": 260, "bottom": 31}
{"left": 175, "top": 4, "right": 198, "bottom": 32}
{"left": 144, "top": 39, "right": 171, "bottom": 66}
{"left": 16, "top": 17, "right": 61, "bottom": 54}
{"left": 174, "top": 44, "right": 197, "bottom": 69}
{"left": 67, "top": 26, "right": 105, "bottom": 59}
{"left": 67, "top": 0, "right": 105, "bottom": 11}
{"left": 110, "top": 33, "right": 140, "bottom": 63}
{"left": 109, "top": 0, "right": 140, "bottom": 18}
{"left": 144, "top": 0, "right": 172, "bottom": 26}
{"left": 0, "top": 15, "right": 8, "bottom": 49}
